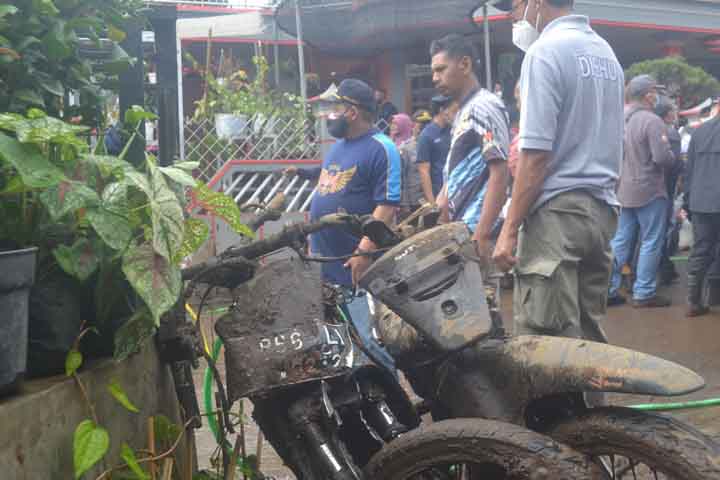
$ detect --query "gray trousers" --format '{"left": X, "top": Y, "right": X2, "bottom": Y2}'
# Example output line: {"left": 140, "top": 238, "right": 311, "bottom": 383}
{"left": 688, "top": 212, "right": 720, "bottom": 306}
{"left": 513, "top": 191, "right": 618, "bottom": 343}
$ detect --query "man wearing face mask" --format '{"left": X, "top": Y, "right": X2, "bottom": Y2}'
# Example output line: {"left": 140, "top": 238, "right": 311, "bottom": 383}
{"left": 492, "top": 0, "right": 624, "bottom": 342}
{"left": 607, "top": 75, "right": 676, "bottom": 308}
{"left": 287, "top": 78, "right": 401, "bottom": 371}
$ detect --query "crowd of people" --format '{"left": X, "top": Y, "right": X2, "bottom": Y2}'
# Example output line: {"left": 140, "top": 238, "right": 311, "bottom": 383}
{"left": 285, "top": 0, "right": 720, "bottom": 367}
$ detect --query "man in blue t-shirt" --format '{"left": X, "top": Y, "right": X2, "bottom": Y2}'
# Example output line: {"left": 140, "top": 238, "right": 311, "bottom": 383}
{"left": 416, "top": 95, "right": 453, "bottom": 203}
{"left": 287, "top": 78, "right": 401, "bottom": 371}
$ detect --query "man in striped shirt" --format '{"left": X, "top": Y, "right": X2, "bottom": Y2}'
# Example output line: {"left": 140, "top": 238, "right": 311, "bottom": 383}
{"left": 431, "top": 34, "right": 511, "bottom": 265}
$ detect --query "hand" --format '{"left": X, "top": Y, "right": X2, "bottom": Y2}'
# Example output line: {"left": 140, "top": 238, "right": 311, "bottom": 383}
{"left": 472, "top": 235, "right": 493, "bottom": 265}
{"left": 492, "top": 225, "right": 519, "bottom": 273}
{"left": 344, "top": 254, "right": 372, "bottom": 286}
{"left": 283, "top": 166, "right": 299, "bottom": 178}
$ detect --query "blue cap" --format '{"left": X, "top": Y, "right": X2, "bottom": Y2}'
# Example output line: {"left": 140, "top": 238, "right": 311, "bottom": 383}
{"left": 329, "top": 79, "right": 377, "bottom": 113}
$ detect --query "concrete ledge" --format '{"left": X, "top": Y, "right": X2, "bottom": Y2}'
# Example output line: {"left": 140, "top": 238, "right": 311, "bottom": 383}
{"left": 0, "top": 343, "right": 195, "bottom": 479}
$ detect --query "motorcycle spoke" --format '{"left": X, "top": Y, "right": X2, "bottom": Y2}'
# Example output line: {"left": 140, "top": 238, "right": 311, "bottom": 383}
{"left": 594, "top": 454, "right": 673, "bottom": 480}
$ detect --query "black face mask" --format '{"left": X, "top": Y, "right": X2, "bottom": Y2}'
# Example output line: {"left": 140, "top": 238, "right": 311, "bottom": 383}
{"left": 328, "top": 108, "right": 350, "bottom": 139}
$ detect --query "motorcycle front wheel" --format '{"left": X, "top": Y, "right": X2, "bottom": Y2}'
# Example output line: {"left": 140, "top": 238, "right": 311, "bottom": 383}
{"left": 364, "top": 418, "right": 605, "bottom": 479}
{"left": 547, "top": 406, "right": 720, "bottom": 480}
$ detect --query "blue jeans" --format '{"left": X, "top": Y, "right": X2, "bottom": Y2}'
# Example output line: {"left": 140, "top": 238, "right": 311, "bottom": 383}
{"left": 343, "top": 291, "right": 397, "bottom": 374}
{"left": 609, "top": 197, "right": 668, "bottom": 300}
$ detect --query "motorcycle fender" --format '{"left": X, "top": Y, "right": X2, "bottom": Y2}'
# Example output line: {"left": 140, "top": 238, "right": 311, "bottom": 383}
{"left": 496, "top": 335, "right": 705, "bottom": 397}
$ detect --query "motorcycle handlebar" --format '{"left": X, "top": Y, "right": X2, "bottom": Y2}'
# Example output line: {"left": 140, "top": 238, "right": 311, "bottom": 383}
{"left": 181, "top": 213, "right": 363, "bottom": 282}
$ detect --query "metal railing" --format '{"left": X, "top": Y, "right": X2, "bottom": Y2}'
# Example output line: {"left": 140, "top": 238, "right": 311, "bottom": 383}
{"left": 184, "top": 112, "right": 321, "bottom": 185}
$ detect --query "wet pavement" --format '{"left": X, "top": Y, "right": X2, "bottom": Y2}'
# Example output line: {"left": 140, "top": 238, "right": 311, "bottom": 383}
{"left": 192, "top": 260, "right": 720, "bottom": 478}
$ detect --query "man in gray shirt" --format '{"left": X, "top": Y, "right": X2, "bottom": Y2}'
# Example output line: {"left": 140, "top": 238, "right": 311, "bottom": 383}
{"left": 608, "top": 75, "right": 676, "bottom": 308}
{"left": 492, "top": 0, "right": 623, "bottom": 343}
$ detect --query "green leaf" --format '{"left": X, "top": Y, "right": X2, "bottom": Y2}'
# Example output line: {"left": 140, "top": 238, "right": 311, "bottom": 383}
{"left": 173, "top": 161, "right": 200, "bottom": 172}
{"left": 81, "top": 154, "right": 131, "bottom": 178}
{"left": 73, "top": 420, "right": 109, "bottom": 479}
{"left": 102, "top": 43, "right": 136, "bottom": 75}
{"left": 194, "top": 182, "right": 254, "bottom": 239}
{"left": 39, "top": 181, "right": 99, "bottom": 221}
{"left": 0, "top": 6, "right": 19, "bottom": 18}
{"left": 87, "top": 208, "right": 132, "bottom": 251}
{"left": 149, "top": 168, "right": 185, "bottom": 260}
{"left": 114, "top": 308, "right": 156, "bottom": 361}
{"left": 153, "top": 415, "right": 181, "bottom": 450}
{"left": 33, "top": 0, "right": 61, "bottom": 16}
{"left": 173, "top": 218, "right": 209, "bottom": 264}
{"left": 0, "top": 132, "right": 64, "bottom": 188}
{"left": 107, "top": 25, "right": 127, "bottom": 43}
{"left": 5, "top": 114, "right": 89, "bottom": 148}
{"left": 108, "top": 379, "right": 140, "bottom": 413}
{"left": 53, "top": 238, "right": 100, "bottom": 281}
{"left": 120, "top": 443, "right": 149, "bottom": 480}
{"left": 158, "top": 166, "right": 196, "bottom": 187}
{"left": 37, "top": 76, "right": 65, "bottom": 97}
{"left": 14, "top": 89, "right": 45, "bottom": 108}
{"left": 124, "top": 105, "right": 158, "bottom": 126}
{"left": 65, "top": 349, "right": 83, "bottom": 376}
{"left": 122, "top": 243, "right": 182, "bottom": 324}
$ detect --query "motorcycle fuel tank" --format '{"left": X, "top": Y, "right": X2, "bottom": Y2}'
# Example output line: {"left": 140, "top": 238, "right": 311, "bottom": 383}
{"left": 360, "top": 223, "right": 493, "bottom": 352}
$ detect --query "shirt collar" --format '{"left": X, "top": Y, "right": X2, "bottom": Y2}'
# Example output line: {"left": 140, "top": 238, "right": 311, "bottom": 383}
{"left": 540, "top": 14, "right": 590, "bottom": 38}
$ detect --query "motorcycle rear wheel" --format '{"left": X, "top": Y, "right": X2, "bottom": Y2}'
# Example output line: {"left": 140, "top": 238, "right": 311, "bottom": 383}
{"left": 546, "top": 406, "right": 720, "bottom": 480}
{"left": 364, "top": 418, "right": 605, "bottom": 479}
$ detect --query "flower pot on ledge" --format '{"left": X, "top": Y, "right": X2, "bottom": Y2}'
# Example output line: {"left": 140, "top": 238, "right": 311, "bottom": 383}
{"left": 0, "top": 247, "right": 37, "bottom": 397}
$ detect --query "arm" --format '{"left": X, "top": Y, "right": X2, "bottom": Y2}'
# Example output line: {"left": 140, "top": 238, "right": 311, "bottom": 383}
{"left": 473, "top": 160, "right": 509, "bottom": 251}
{"left": 683, "top": 134, "right": 696, "bottom": 213}
{"left": 493, "top": 51, "right": 559, "bottom": 272}
{"left": 493, "top": 149, "right": 550, "bottom": 272}
{"left": 345, "top": 141, "right": 401, "bottom": 285}
{"left": 648, "top": 119, "right": 676, "bottom": 169}
{"left": 283, "top": 166, "right": 322, "bottom": 181}
{"left": 436, "top": 184, "right": 449, "bottom": 223}
{"left": 417, "top": 163, "right": 434, "bottom": 204}
{"left": 415, "top": 132, "right": 435, "bottom": 203}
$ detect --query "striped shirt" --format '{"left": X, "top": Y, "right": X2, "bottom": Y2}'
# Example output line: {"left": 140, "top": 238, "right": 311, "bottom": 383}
{"left": 444, "top": 88, "right": 510, "bottom": 232}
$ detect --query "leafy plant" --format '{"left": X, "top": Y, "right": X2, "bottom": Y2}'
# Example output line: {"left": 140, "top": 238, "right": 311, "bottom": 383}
{"left": 626, "top": 57, "right": 720, "bottom": 109}
{"left": 0, "top": 107, "right": 251, "bottom": 357}
{"left": 0, "top": 0, "right": 144, "bottom": 122}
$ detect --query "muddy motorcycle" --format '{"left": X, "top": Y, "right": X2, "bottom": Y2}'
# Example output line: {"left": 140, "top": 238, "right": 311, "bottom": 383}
{"left": 182, "top": 214, "right": 720, "bottom": 479}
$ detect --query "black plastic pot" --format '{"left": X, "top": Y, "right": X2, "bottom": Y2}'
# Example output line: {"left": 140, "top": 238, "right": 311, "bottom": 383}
{"left": 0, "top": 247, "right": 37, "bottom": 397}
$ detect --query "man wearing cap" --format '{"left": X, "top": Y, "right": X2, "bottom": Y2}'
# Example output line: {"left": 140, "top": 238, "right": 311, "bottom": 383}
{"left": 607, "top": 75, "right": 676, "bottom": 308}
{"left": 416, "top": 96, "right": 453, "bottom": 204}
{"left": 683, "top": 98, "right": 720, "bottom": 317}
{"left": 492, "top": 0, "right": 624, "bottom": 343}
{"left": 287, "top": 78, "right": 401, "bottom": 371}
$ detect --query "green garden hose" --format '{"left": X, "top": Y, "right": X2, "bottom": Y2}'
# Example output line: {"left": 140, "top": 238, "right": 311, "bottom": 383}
{"left": 204, "top": 337, "right": 231, "bottom": 449}
{"left": 630, "top": 398, "right": 720, "bottom": 412}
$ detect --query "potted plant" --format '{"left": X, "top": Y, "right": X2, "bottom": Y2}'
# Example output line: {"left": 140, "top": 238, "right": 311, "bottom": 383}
{"left": 0, "top": 246, "right": 37, "bottom": 396}
{"left": 0, "top": 107, "right": 253, "bottom": 381}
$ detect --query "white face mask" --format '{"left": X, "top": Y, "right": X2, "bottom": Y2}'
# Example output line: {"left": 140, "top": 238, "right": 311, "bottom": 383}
{"left": 512, "top": 3, "right": 541, "bottom": 52}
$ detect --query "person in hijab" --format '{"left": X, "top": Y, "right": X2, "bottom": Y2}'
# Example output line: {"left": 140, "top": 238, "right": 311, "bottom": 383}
{"left": 390, "top": 113, "right": 413, "bottom": 146}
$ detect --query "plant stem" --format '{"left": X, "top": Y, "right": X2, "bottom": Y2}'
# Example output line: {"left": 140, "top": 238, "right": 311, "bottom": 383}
{"left": 73, "top": 373, "right": 99, "bottom": 425}
{"left": 95, "top": 416, "right": 197, "bottom": 480}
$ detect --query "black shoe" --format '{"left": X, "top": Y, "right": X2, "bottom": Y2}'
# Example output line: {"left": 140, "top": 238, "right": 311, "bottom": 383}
{"left": 607, "top": 294, "right": 627, "bottom": 307}
{"left": 686, "top": 304, "right": 710, "bottom": 318}
{"left": 632, "top": 295, "right": 672, "bottom": 308}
